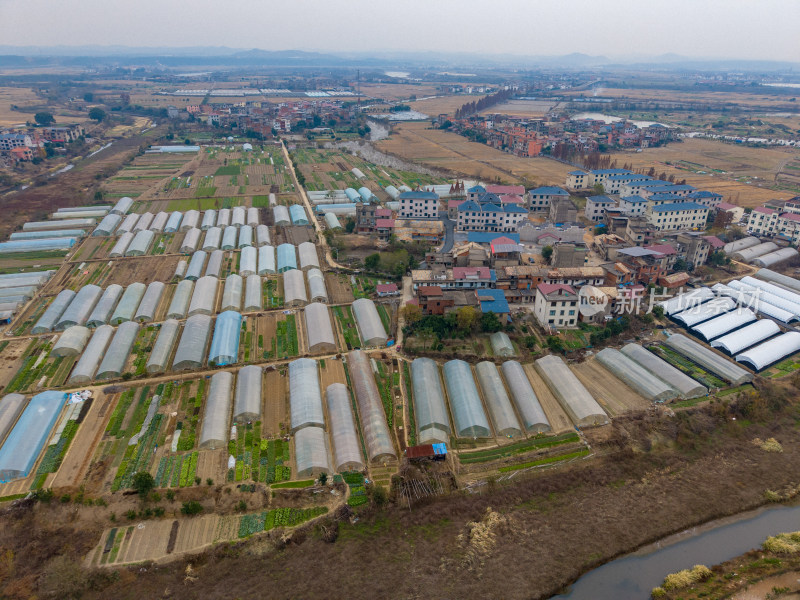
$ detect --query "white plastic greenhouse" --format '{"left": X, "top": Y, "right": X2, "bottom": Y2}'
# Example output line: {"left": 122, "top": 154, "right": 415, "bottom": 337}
{"left": 0, "top": 391, "right": 67, "bottom": 483}
{"left": 188, "top": 276, "right": 218, "bottom": 316}
{"left": 92, "top": 213, "right": 122, "bottom": 236}
{"left": 32, "top": 289, "right": 76, "bottom": 333}
{"left": 51, "top": 325, "right": 90, "bottom": 357}
{"left": 691, "top": 308, "right": 756, "bottom": 341}
{"left": 289, "top": 204, "right": 309, "bottom": 225}
{"left": 111, "top": 196, "right": 133, "bottom": 215}
{"left": 25, "top": 218, "right": 95, "bottom": 231}
{"left": 664, "top": 333, "right": 753, "bottom": 385}
{"left": 234, "top": 365, "right": 262, "bottom": 423}
{"left": 117, "top": 212, "right": 139, "bottom": 235}
{"left": 208, "top": 311, "right": 242, "bottom": 366}
{"left": 258, "top": 245, "right": 276, "bottom": 275}
{"left": 110, "top": 282, "right": 146, "bottom": 324}
{"left": 294, "top": 426, "right": 331, "bottom": 477}
{"left": 411, "top": 357, "right": 450, "bottom": 443}
{"left": 201, "top": 210, "right": 216, "bottom": 230}
{"left": 596, "top": 348, "right": 678, "bottom": 403}
{"left": 174, "top": 260, "right": 187, "bottom": 280}
{"left": 277, "top": 243, "right": 297, "bottom": 272}
{"left": 753, "top": 248, "right": 798, "bottom": 268}
{"left": 534, "top": 355, "right": 608, "bottom": 427}
{"left": 490, "top": 331, "right": 515, "bottom": 357}
{"left": 172, "top": 314, "right": 212, "bottom": 370}
{"left": 199, "top": 371, "right": 233, "bottom": 449}
{"left": 672, "top": 297, "right": 735, "bottom": 327}
{"left": 240, "top": 246, "right": 257, "bottom": 276}
{"left": 620, "top": 344, "right": 707, "bottom": 399}
{"left": 238, "top": 225, "right": 253, "bottom": 248}
{"left": 133, "top": 281, "right": 165, "bottom": 323}
{"left": 247, "top": 207, "right": 259, "bottom": 227}
{"left": 736, "top": 332, "right": 800, "bottom": 371}
{"left": 133, "top": 212, "right": 154, "bottom": 232}
{"left": 732, "top": 242, "right": 779, "bottom": 263}
{"left": 255, "top": 224, "right": 270, "bottom": 247}
{"left": 326, "top": 382, "right": 364, "bottom": 472}
{"left": 109, "top": 231, "right": 134, "bottom": 257}
{"left": 217, "top": 208, "right": 231, "bottom": 228}
{"left": 284, "top": 269, "right": 307, "bottom": 307}
{"left": 723, "top": 236, "right": 759, "bottom": 255}
{"left": 126, "top": 229, "right": 155, "bottom": 256}
{"left": 221, "top": 274, "right": 243, "bottom": 311}
{"left": 232, "top": 206, "right": 246, "bottom": 228}
{"left": 87, "top": 285, "right": 123, "bottom": 327}
{"left": 164, "top": 211, "right": 183, "bottom": 233}
{"left": 167, "top": 279, "right": 194, "bottom": 319}
{"left": 273, "top": 205, "right": 290, "bottom": 226}
{"left": 475, "top": 361, "right": 523, "bottom": 437}
{"left": 658, "top": 287, "right": 715, "bottom": 316}
{"left": 352, "top": 298, "right": 388, "bottom": 346}
{"left": 181, "top": 227, "right": 201, "bottom": 253}
{"left": 150, "top": 211, "right": 168, "bottom": 232}
{"left": 244, "top": 275, "right": 262, "bottom": 312}
{"left": 289, "top": 358, "right": 324, "bottom": 432}
{"left": 443, "top": 360, "right": 491, "bottom": 437}
{"left": 56, "top": 284, "right": 102, "bottom": 330}
{"left": 69, "top": 325, "right": 114, "bottom": 384}
{"left": 146, "top": 319, "right": 180, "bottom": 374}
{"left": 298, "top": 242, "right": 320, "bottom": 270}
{"left": 221, "top": 226, "right": 238, "bottom": 250}
{"left": 0, "top": 394, "right": 26, "bottom": 447}
{"left": 307, "top": 269, "right": 328, "bottom": 303}
{"left": 181, "top": 210, "right": 200, "bottom": 232}
{"left": 347, "top": 350, "right": 396, "bottom": 462}
{"left": 205, "top": 250, "right": 224, "bottom": 278}
{"left": 203, "top": 226, "right": 222, "bottom": 251}
{"left": 324, "top": 213, "right": 342, "bottom": 230}
{"left": 304, "top": 303, "right": 335, "bottom": 353}
{"left": 754, "top": 269, "right": 800, "bottom": 295}
{"left": 96, "top": 321, "right": 139, "bottom": 380}
{"left": 710, "top": 320, "right": 781, "bottom": 355}
{"left": 500, "top": 361, "right": 551, "bottom": 433}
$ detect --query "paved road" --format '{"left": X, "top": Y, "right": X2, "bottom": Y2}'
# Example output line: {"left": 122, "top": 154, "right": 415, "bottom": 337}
{"left": 438, "top": 211, "right": 455, "bottom": 253}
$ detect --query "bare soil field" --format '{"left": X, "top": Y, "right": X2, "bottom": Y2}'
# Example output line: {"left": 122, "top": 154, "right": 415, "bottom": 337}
{"left": 562, "top": 87, "right": 800, "bottom": 109}
{"left": 360, "top": 83, "right": 442, "bottom": 101}
{"left": 319, "top": 356, "right": 347, "bottom": 390}
{"left": 606, "top": 137, "right": 798, "bottom": 206}
{"left": 262, "top": 367, "right": 287, "bottom": 438}
{"left": 408, "top": 94, "right": 486, "bottom": 116}
{"left": 481, "top": 99, "right": 559, "bottom": 117}
{"left": 378, "top": 121, "right": 572, "bottom": 185}
{"left": 0, "top": 338, "right": 34, "bottom": 390}
{"left": 571, "top": 359, "right": 650, "bottom": 416}
{"left": 522, "top": 364, "right": 574, "bottom": 434}
{"left": 94, "top": 255, "right": 182, "bottom": 286}
{"left": 325, "top": 273, "right": 355, "bottom": 304}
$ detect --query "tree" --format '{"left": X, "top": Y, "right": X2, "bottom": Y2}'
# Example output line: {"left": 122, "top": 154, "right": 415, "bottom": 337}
{"left": 672, "top": 258, "right": 689, "bottom": 272}
{"left": 541, "top": 245, "right": 554, "bottom": 263}
{"left": 83, "top": 92, "right": 94, "bottom": 102}
{"left": 401, "top": 303, "right": 422, "bottom": 325}
{"left": 344, "top": 219, "right": 356, "bottom": 233}
{"left": 364, "top": 253, "right": 381, "bottom": 271}
{"left": 440, "top": 120, "right": 453, "bottom": 129}
{"left": 593, "top": 183, "right": 605, "bottom": 195}
{"left": 88, "top": 107, "right": 106, "bottom": 122}
{"left": 318, "top": 472, "right": 328, "bottom": 485}
{"left": 546, "top": 336, "right": 564, "bottom": 353}
{"left": 34, "top": 112, "right": 54, "bottom": 126}
{"left": 132, "top": 472, "right": 155, "bottom": 498}
{"left": 727, "top": 226, "right": 746, "bottom": 241}
{"left": 180, "top": 500, "right": 203, "bottom": 516}
{"left": 479, "top": 311, "right": 502, "bottom": 333}
{"left": 456, "top": 306, "right": 478, "bottom": 333}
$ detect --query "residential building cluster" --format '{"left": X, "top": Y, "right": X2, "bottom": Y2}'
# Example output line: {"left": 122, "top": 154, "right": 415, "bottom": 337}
{"left": 0, "top": 124, "right": 84, "bottom": 163}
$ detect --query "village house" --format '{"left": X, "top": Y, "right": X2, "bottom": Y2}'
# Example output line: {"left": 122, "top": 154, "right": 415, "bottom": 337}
{"left": 533, "top": 283, "right": 579, "bottom": 330}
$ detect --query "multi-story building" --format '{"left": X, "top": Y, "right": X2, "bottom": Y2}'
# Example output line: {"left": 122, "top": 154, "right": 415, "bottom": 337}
{"left": 398, "top": 191, "right": 440, "bottom": 219}
{"left": 686, "top": 190, "right": 723, "bottom": 210}
{"left": 618, "top": 195, "right": 648, "bottom": 216}
{"left": 566, "top": 170, "right": 589, "bottom": 189}
{"left": 566, "top": 168, "right": 632, "bottom": 190}
{"left": 584, "top": 195, "right": 617, "bottom": 222}
{"left": 716, "top": 202, "right": 745, "bottom": 223}
{"left": 457, "top": 200, "right": 528, "bottom": 232}
{"left": 549, "top": 197, "right": 578, "bottom": 223}
{"left": 0, "top": 133, "right": 33, "bottom": 151}
{"left": 528, "top": 186, "right": 569, "bottom": 213}
{"left": 646, "top": 202, "right": 709, "bottom": 232}
{"left": 746, "top": 207, "right": 800, "bottom": 243}
{"left": 533, "top": 283, "right": 579, "bottom": 330}
{"left": 599, "top": 173, "right": 652, "bottom": 194}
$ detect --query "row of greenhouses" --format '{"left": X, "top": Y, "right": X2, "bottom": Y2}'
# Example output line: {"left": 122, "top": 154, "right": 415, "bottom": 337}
{"left": 272, "top": 204, "right": 308, "bottom": 226}
{"left": 92, "top": 206, "right": 261, "bottom": 237}
{"left": 0, "top": 270, "right": 55, "bottom": 321}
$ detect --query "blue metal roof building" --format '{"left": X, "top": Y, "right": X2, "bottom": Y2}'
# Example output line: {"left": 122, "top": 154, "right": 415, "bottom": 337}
{"left": 478, "top": 289, "right": 510, "bottom": 315}
{"left": 467, "top": 232, "right": 520, "bottom": 244}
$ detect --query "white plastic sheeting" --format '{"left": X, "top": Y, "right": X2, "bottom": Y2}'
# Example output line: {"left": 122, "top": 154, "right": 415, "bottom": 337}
{"left": 234, "top": 365, "right": 262, "bottom": 423}
{"left": 111, "top": 196, "right": 133, "bottom": 215}
{"left": 277, "top": 243, "right": 296, "bottom": 272}
{"left": 255, "top": 224, "right": 270, "bottom": 246}
{"left": 205, "top": 250, "right": 224, "bottom": 278}
{"left": 754, "top": 268, "right": 800, "bottom": 295}
{"left": 728, "top": 280, "right": 800, "bottom": 319}
{"left": 490, "top": 331, "right": 515, "bottom": 357}
{"left": 87, "top": 284, "right": 122, "bottom": 327}
{"left": 181, "top": 227, "right": 202, "bottom": 253}
{"left": 126, "top": 229, "right": 155, "bottom": 256}
{"left": 134, "top": 281, "right": 165, "bottom": 323}
{"left": 96, "top": 321, "right": 139, "bottom": 380}
{"left": 0, "top": 394, "right": 26, "bottom": 447}
{"left": 258, "top": 245, "right": 276, "bottom": 275}
{"left": 294, "top": 426, "right": 331, "bottom": 477}
{"left": 110, "top": 282, "right": 145, "bottom": 325}
{"left": 117, "top": 213, "right": 139, "bottom": 235}
{"left": 221, "top": 226, "right": 237, "bottom": 250}
{"left": 134, "top": 212, "right": 154, "bottom": 232}
{"left": 167, "top": 279, "right": 194, "bottom": 319}
{"left": 475, "top": 361, "right": 523, "bottom": 437}
{"left": 217, "top": 208, "right": 231, "bottom": 228}
{"left": 33, "top": 290, "right": 76, "bottom": 333}
{"left": 723, "top": 236, "right": 760, "bottom": 255}
{"left": 92, "top": 213, "right": 122, "bottom": 236}
{"left": 691, "top": 308, "right": 756, "bottom": 341}
{"left": 172, "top": 314, "right": 212, "bottom": 370}
{"left": 231, "top": 206, "right": 246, "bottom": 228}
{"left": 326, "top": 383, "right": 365, "bottom": 472}
{"left": 181, "top": 210, "right": 200, "bottom": 232}
{"left": 672, "top": 297, "right": 735, "bottom": 327}
{"left": 283, "top": 269, "right": 307, "bottom": 307}
{"left": 732, "top": 242, "right": 779, "bottom": 262}
{"left": 150, "top": 211, "right": 168, "bottom": 232}
{"left": 753, "top": 248, "right": 799, "bottom": 268}
{"left": 741, "top": 276, "right": 800, "bottom": 308}
{"left": 298, "top": 242, "right": 320, "bottom": 270}
{"left": 289, "top": 204, "right": 309, "bottom": 225}
{"left": 664, "top": 333, "right": 753, "bottom": 385}
{"left": 596, "top": 348, "right": 678, "bottom": 402}
{"left": 500, "top": 361, "right": 551, "bottom": 433}
{"left": 352, "top": 298, "right": 388, "bottom": 346}
{"left": 289, "top": 358, "right": 323, "bottom": 432}
{"left": 713, "top": 283, "right": 798, "bottom": 323}
{"left": 146, "top": 319, "right": 180, "bottom": 374}
{"left": 442, "top": 359, "right": 491, "bottom": 438}
{"left": 534, "top": 355, "right": 608, "bottom": 426}
{"left": 56, "top": 284, "right": 101, "bottom": 330}
{"left": 735, "top": 332, "right": 800, "bottom": 371}
{"left": 109, "top": 231, "right": 134, "bottom": 257}
{"left": 347, "top": 350, "right": 397, "bottom": 462}
{"left": 188, "top": 276, "right": 218, "bottom": 316}
{"left": 164, "top": 211, "right": 183, "bottom": 233}
{"left": 305, "top": 303, "right": 336, "bottom": 353}
{"left": 307, "top": 268, "right": 328, "bottom": 303}
{"left": 51, "top": 325, "right": 90, "bottom": 357}
{"left": 201, "top": 210, "right": 216, "bottom": 230}
{"left": 202, "top": 226, "right": 222, "bottom": 251}
{"left": 324, "top": 213, "right": 342, "bottom": 230}
{"left": 221, "top": 274, "right": 243, "bottom": 312}
{"left": 620, "top": 344, "right": 707, "bottom": 399}
{"left": 244, "top": 275, "right": 262, "bottom": 312}
{"left": 658, "top": 287, "right": 715, "bottom": 316}
{"left": 411, "top": 358, "right": 450, "bottom": 443}
{"left": 711, "top": 320, "right": 781, "bottom": 355}
{"left": 240, "top": 246, "right": 257, "bottom": 277}
{"left": 175, "top": 260, "right": 188, "bottom": 280}
{"left": 247, "top": 207, "right": 259, "bottom": 227}
{"left": 238, "top": 225, "right": 253, "bottom": 248}
{"left": 69, "top": 325, "right": 114, "bottom": 384}
{"left": 273, "top": 205, "right": 290, "bottom": 226}
{"left": 199, "top": 371, "right": 232, "bottom": 449}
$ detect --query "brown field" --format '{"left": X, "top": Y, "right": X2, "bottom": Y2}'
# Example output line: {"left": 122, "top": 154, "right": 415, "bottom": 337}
{"left": 325, "top": 273, "right": 355, "bottom": 304}
{"left": 0, "top": 87, "right": 41, "bottom": 126}
{"left": 360, "top": 83, "right": 442, "bottom": 101}
{"left": 85, "top": 255, "right": 182, "bottom": 286}
{"left": 319, "top": 356, "right": 347, "bottom": 390}
{"left": 262, "top": 367, "right": 287, "bottom": 438}
{"left": 378, "top": 121, "right": 572, "bottom": 185}
{"left": 522, "top": 364, "right": 574, "bottom": 433}
{"left": 571, "top": 359, "right": 650, "bottom": 416}
{"left": 408, "top": 94, "right": 486, "bottom": 117}
{"left": 481, "top": 99, "right": 559, "bottom": 117}
{"left": 562, "top": 87, "right": 800, "bottom": 109}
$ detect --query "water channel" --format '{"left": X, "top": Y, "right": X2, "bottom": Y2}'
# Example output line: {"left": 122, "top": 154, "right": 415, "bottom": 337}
{"left": 551, "top": 502, "right": 800, "bottom": 599}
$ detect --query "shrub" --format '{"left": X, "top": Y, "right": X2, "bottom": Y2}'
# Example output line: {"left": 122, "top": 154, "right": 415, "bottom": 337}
{"left": 661, "top": 565, "right": 712, "bottom": 590}
{"left": 764, "top": 532, "right": 800, "bottom": 554}
{"left": 180, "top": 500, "right": 203, "bottom": 516}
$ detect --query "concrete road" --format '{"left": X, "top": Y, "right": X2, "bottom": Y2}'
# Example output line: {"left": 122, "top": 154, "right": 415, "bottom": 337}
{"left": 438, "top": 211, "right": 455, "bottom": 254}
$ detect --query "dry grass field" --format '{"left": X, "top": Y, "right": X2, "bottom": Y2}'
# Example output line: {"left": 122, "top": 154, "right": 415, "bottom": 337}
{"left": 571, "top": 359, "right": 650, "bottom": 416}
{"left": 0, "top": 87, "right": 41, "bottom": 126}
{"left": 522, "top": 364, "right": 574, "bottom": 434}
{"left": 360, "top": 83, "right": 442, "bottom": 101}
{"left": 378, "top": 121, "right": 572, "bottom": 185}
{"left": 562, "top": 87, "right": 800, "bottom": 109}
{"left": 408, "top": 95, "right": 486, "bottom": 116}
{"left": 480, "top": 99, "right": 559, "bottom": 117}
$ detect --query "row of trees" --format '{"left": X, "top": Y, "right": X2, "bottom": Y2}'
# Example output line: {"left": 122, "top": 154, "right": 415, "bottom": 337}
{"left": 453, "top": 89, "right": 513, "bottom": 120}
{"left": 402, "top": 305, "right": 503, "bottom": 340}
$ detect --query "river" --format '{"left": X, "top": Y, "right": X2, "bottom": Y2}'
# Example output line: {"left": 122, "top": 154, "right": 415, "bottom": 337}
{"left": 571, "top": 112, "right": 669, "bottom": 128}
{"left": 551, "top": 502, "right": 800, "bottom": 599}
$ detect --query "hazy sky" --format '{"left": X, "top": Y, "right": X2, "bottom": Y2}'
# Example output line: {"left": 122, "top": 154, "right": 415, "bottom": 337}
{"left": 1, "top": 0, "right": 798, "bottom": 61}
